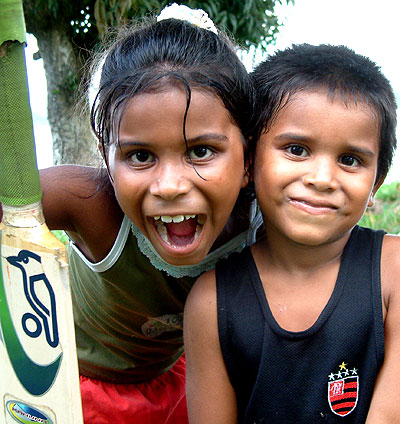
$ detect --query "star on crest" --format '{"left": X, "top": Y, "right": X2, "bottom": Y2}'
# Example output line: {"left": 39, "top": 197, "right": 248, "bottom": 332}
{"left": 339, "top": 361, "right": 348, "bottom": 371}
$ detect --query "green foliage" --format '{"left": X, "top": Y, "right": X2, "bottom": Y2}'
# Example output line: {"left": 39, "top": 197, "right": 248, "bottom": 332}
{"left": 162, "top": 0, "right": 294, "bottom": 49}
{"left": 24, "top": 0, "right": 293, "bottom": 50}
{"left": 358, "top": 182, "right": 400, "bottom": 234}
{"left": 52, "top": 230, "right": 69, "bottom": 245}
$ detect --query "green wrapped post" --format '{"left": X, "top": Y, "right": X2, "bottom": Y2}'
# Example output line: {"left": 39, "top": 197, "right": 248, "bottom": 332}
{"left": 0, "top": 1, "right": 84, "bottom": 422}
{"left": 0, "top": 0, "right": 41, "bottom": 206}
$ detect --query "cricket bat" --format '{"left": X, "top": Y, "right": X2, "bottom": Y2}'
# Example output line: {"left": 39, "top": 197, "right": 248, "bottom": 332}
{"left": 0, "top": 1, "right": 84, "bottom": 422}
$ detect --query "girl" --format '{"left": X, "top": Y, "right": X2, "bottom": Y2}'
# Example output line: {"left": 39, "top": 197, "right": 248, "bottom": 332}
{"left": 0, "top": 4, "right": 260, "bottom": 423}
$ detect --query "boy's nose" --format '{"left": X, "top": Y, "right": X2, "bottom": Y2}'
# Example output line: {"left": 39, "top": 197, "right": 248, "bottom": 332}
{"left": 149, "top": 163, "right": 192, "bottom": 200}
{"left": 302, "top": 158, "right": 338, "bottom": 191}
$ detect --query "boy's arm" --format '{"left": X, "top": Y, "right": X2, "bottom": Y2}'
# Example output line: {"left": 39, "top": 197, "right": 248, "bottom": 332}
{"left": 366, "top": 234, "right": 400, "bottom": 423}
{"left": 184, "top": 270, "right": 238, "bottom": 424}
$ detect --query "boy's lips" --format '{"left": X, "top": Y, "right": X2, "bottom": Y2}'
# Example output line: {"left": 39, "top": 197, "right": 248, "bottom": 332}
{"left": 289, "top": 197, "right": 338, "bottom": 215}
{"left": 149, "top": 214, "right": 206, "bottom": 249}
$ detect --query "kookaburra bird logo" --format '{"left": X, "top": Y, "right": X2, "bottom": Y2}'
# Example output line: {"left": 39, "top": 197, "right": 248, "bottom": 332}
{"left": 0, "top": 247, "right": 62, "bottom": 396}
{"left": 6, "top": 250, "right": 59, "bottom": 347}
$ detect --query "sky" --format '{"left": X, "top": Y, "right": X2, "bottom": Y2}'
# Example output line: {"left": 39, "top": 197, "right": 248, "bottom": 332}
{"left": 26, "top": 0, "right": 400, "bottom": 181}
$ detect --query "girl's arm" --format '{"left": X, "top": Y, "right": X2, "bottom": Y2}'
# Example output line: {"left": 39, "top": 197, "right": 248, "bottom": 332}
{"left": 1, "top": 165, "right": 122, "bottom": 261}
{"left": 184, "top": 270, "right": 238, "bottom": 424}
{"left": 366, "top": 234, "right": 400, "bottom": 423}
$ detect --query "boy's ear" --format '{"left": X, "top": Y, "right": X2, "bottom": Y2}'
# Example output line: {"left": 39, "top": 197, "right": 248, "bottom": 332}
{"left": 368, "top": 175, "right": 385, "bottom": 207}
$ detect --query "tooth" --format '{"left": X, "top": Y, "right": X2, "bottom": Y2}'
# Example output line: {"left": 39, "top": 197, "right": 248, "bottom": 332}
{"left": 172, "top": 215, "right": 184, "bottom": 223}
{"left": 194, "top": 224, "right": 202, "bottom": 240}
{"left": 155, "top": 220, "right": 171, "bottom": 245}
{"left": 197, "top": 215, "right": 206, "bottom": 225}
{"left": 153, "top": 216, "right": 160, "bottom": 220}
{"left": 161, "top": 216, "right": 173, "bottom": 223}
{"left": 185, "top": 214, "right": 195, "bottom": 220}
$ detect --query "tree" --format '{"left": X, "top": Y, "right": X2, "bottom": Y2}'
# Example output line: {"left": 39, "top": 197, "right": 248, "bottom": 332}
{"left": 23, "top": 0, "right": 293, "bottom": 165}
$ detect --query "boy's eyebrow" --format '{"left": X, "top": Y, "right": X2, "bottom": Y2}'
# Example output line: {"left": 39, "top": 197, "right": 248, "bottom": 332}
{"left": 275, "top": 133, "right": 376, "bottom": 156}
{"left": 346, "top": 146, "right": 376, "bottom": 157}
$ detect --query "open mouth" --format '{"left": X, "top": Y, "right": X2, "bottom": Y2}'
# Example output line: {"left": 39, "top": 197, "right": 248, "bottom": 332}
{"left": 152, "top": 214, "right": 206, "bottom": 248}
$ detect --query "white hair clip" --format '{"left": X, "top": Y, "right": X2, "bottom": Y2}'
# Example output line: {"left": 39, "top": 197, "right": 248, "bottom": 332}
{"left": 157, "top": 3, "right": 218, "bottom": 34}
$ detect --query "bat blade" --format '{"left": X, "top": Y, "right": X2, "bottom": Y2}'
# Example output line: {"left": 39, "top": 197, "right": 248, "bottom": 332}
{"left": 0, "top": 206, "right": 84, "bottom": 423}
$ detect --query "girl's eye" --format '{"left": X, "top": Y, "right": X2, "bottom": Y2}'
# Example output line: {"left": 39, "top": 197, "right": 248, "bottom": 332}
{"left": 340, "top": 155, "right": 360, "bottom": 167}
{"left": 130, "top": 151, "right": 154, "bottom": 164}
{"left": 287, "top": 145, "right": 308, "bottom": 157}
{"left": 188, "top": 146, "right": 213, "bottom": 160}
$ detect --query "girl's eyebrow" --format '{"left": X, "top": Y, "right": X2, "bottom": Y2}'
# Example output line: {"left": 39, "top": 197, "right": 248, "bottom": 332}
{"left": 118, "top": 139, "right": 148, "bottom": 147}
{"left": 118, "top": 133, "right": 229, "bottom": 146}
{"left": 186, "top": 133, "right": 229, "bottom": 144}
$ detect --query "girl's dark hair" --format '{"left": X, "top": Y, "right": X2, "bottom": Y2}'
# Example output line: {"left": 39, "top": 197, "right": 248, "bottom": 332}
{"left": 91, "top": 18, "right": 253, "bottom": 156}
{"left": 90, "top": 17, "right": 255, "bottom": 220}
{"left": 251, "top": 44, "right": 397, "bottom": 184}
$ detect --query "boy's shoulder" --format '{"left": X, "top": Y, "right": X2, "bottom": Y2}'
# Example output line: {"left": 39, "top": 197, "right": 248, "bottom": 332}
{"left": 381, "top": 233, "right": 400, "bottom": 315}
{"left": 381, "top": 233, "right": 400, "bottom": 273}
{"left": 186, "top": 268, "right": 217, "bottom": 310}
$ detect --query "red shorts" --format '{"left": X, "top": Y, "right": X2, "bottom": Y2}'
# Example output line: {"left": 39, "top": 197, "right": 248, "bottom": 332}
{"left": 80, "top": 355, "right": 188, "bottom": 424}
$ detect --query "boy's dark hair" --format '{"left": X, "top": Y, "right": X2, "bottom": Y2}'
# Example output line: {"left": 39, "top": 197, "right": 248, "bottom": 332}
{"left": 251, "top": 44, "right": 397, "bottom": 183}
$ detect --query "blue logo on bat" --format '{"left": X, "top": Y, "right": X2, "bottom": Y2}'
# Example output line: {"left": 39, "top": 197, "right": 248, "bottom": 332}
{"left": 6, "top": 400, "right": 54, "bottom": 424}
{"left": 0, "top": 235, "right": 62, "bottom": 396}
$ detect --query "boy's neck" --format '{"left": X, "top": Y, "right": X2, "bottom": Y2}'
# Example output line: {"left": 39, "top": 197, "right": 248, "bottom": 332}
{"left": 251, "top": 226, "right": 354, "bottom": 332}
{"left": 254, "top": 225, "right": 353, "bottom": 276}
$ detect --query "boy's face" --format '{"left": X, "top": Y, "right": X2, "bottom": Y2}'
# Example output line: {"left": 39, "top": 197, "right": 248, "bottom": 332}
{"left": 254, "top": 90, "right": 381, "bottom": 246}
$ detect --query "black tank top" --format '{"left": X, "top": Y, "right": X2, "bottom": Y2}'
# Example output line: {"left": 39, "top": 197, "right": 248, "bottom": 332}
{"left": 216, "top": 226, "right": 385, "bottom": 423}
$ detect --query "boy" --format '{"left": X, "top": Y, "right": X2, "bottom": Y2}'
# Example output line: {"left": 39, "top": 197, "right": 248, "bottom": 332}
{"left": 184, "top": 44, "right": 400, "bottom": 423}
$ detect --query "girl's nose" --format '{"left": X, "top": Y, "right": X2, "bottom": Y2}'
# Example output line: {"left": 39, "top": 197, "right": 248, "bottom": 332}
{"left": 302, "top": 158, "right": 339, "bottom": 191}
{"left": 149, "top": 164, "right": 192, "bottom": 200}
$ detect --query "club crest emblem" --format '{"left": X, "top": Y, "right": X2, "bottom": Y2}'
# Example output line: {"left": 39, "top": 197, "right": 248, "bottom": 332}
{"left": 328, "top": 362, "right": 359, "bottom": 417}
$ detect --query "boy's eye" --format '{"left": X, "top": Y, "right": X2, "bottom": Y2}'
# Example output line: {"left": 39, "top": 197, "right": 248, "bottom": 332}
{"left": 130, "top": 150, "right": 154, "bottom": 164}
{"left": 188, "top": 146, "right": 213, "bottom": 160}
{"left": 287, "top": 145, "right": 307, "bottom": 157}
{"left": 340, "top": 155, "right": 359, "bottom": 167}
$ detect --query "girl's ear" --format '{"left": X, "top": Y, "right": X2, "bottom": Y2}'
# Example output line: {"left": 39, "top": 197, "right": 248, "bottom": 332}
{"left": 241, "top": 157, "right": 251, "bottom": 188}
{"left": 98, "top": 143, "right": 104, "bottom": 157}
{"left": 98, "top": 142, "right": 114, "bottom": 185}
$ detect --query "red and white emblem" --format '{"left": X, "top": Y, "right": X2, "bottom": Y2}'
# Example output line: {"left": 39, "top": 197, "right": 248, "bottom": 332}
{"left": 328, "top": 362, "right": 359, "bottom": 417}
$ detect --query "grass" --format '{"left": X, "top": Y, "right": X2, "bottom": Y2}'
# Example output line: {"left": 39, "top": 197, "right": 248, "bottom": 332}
{"left": 358, "top": 182, "right": 400, "bottom": 234}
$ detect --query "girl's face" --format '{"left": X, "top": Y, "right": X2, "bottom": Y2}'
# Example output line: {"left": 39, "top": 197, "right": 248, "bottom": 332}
{"left": 107, "top": 87, "right": 248, "bottom": 265}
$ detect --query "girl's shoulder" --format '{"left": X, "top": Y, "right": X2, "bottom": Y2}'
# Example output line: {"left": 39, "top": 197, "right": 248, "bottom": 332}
{"left": 40, "top": 165, "right": 123, "bottom": 261}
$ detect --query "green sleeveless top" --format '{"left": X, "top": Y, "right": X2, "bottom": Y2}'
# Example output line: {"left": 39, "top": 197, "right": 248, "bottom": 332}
{"left": 68, "top": 212, "right": 262, "bottom": 383}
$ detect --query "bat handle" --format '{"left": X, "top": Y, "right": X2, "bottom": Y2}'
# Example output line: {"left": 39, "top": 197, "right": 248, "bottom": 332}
{"left": 1, "top": 203, "right": 45, "bottom": 228}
